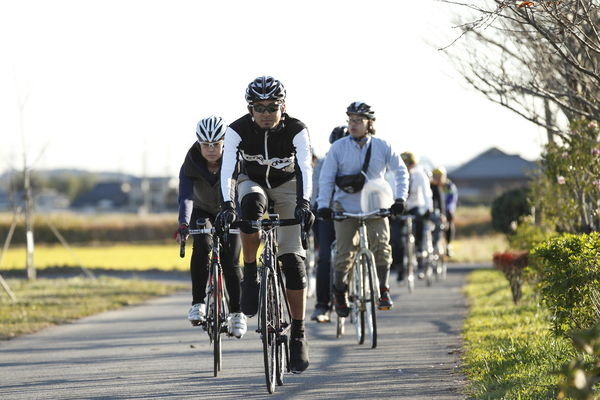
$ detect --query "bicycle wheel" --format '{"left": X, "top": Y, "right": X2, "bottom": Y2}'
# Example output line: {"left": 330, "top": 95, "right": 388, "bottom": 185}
{"left": 275, "top": 272, "right": 290, "bottom": 386}
{"left": 260, "top": 267, "right": 276, "bottom": 394}
{"left": 406, "top": 234, "right": 416, "bottom": 293}
{"left": 361, "top": 252, "right": 378, "bottom": 349}
{"left": 350, "top": 259, "right": 365, "bottom": 345}
{"left": 212, "top": 263, "right": 221, "bottom": 377}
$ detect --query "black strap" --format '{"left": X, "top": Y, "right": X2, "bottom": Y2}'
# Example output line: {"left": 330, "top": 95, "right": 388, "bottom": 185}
{"left": 361, "top": 142, "right": 372, "bottom": 174}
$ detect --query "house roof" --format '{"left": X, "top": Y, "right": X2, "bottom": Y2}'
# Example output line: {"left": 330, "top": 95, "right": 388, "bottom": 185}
{"left": 71, "top": 182, "right": 129, "bottom": 208}
{"left": 449, "top": 147, "right": 537, "bottom": 180}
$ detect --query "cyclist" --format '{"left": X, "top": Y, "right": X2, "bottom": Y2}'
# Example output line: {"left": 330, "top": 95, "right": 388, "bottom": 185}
{"left": 215, "top": 76, "right": 314, "bottom": 373}
{"left": 174, "top": 116, "right": 246, "bottom": 338}
{"left": 317, "top": 102, "right": 408, "bottom": 317}
{"left": 400, "top": 152, "right": 433, "bottom": 279}
{"left": 431, "top": 167, "right": 458, "bottom": 257}
{"left": 310, "top": 126, "right": 349, "bottom": 323}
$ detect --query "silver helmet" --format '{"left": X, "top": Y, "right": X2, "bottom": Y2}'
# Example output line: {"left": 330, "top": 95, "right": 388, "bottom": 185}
{"left": 196, "top": 115, "right": 227, "bottom": 143}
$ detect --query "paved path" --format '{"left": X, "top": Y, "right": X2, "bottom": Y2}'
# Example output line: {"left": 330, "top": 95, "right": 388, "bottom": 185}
{"left": 0, "top": 264, "right": 483, "bottom": 399}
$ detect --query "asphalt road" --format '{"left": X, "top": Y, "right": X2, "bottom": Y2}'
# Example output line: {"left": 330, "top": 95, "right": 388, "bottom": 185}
{"left": 0, "top": 264, "right": 484, "bottom": 399}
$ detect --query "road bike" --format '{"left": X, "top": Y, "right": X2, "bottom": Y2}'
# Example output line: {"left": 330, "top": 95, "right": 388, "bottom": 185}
{"left": 179, "top": 220, "right": 239, "bottom": 377}
{"left": 304, "top": 229, "right": 317, "bottom": 299}
{"left": 232, "top": 215, "right": 303, "bottom": 394}
{"left": 332, "top": 208, "right": 390, "bottom": 349}
{"left": 430, "top": 210, "right": 447, "bottom": 281}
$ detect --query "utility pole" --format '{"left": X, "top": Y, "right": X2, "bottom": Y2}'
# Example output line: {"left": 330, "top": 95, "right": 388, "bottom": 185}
{"left": 18, "top": 86, "right": 35, "bottom": 280}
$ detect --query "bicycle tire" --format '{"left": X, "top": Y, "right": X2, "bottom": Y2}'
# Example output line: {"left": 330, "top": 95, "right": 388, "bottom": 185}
{"left": 275, "top": 271, "right": 289, "bottom": 386}
{"left": 407, "top": 233, "right": 416, "bottom": 293}
{"left": 362, "top": 252, "right": 378, "bottom": 349}
{"left": 260, "top": 267, "right": 276, "bottom": 394}
{"left": 212, "top": 263, "right": 221, "bottom": 377}
{"left": 351, "top": 259, "right": 365, "bottom": 345}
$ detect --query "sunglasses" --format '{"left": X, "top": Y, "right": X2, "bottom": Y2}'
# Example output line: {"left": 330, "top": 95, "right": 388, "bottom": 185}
{"left": 199, "top": 141, "right": 224, "bottom": 149}
{"left": 252, "top": 103, "right": 281, "bottom": 113}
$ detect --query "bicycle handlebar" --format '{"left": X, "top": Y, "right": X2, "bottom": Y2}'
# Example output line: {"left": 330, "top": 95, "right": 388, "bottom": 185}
{"left": 332, "top": 208, "right": 391, "bottom": 221}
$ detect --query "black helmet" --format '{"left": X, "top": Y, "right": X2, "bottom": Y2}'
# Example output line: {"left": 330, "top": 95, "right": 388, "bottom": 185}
{"left": 346, "top": 101, "right": 375, "bottom": 120}
{"left": 245, "top": 76, "right": 286, "bottom": 104}
{"left": 329, "top": 125, "right": 349, "bottom": 144}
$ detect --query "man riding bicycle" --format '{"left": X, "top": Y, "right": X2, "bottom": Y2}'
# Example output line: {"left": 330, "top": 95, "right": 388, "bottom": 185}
{"left": 400, "top": 152, "right": 433, "bottom": 279}
{"left": 316, "top": 102, "right": 408, "bottom": 317}
{"left": 431, "top": 167, "right": 458, "bottom": 257}
{"left": 175, "top": 116, "right": 246, "bottom": 338}
{"left": 215, "top": 76, "right": 314, "bottom": 374}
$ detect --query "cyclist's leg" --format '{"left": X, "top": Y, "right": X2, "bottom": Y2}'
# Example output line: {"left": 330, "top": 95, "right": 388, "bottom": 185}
{"left": 188, "top": 208, "right": 212, "bottom": 323}
{"left": 366, "top": 217, "right": 393, "bottom": 309}
{"left": 389, "top": 216, "right": 404, "bottom": 281}
{"left": 314, "top": 219, "right": 335, "bottom": 314}
{"left": 268, "top": 179, "right": 310, "bottom": 373}
{"left": 237, "top": 175, "right": 268, "bottom": 317}
{"left": 410, "top": 209, "right": 426, "bottom": 274}
{"left": 220, "top": 233, "right": 242, "bottom": 312}
{"left": 332, "top": 210, "right": 359, "bottom": 316}
{"left": 445, "top": 211, "right": 455, "bottom": 257}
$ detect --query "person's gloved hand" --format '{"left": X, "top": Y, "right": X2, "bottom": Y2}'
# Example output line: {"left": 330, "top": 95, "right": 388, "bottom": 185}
{"left": 215, "top": 201, "right": 237, "bottom": 235}
{"left": 317, "top": 207, "right": 332, "bottom": 220}
{"left": 174, "top": 223, "right": 189, "bottom": 243}
{"left": 390, "top": 199, "right": 406, "bottom": 216}
{"left": 295, "top": 199, "right": 315, "bottom": 230}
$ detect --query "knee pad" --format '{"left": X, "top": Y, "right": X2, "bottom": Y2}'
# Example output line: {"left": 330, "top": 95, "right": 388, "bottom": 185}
{"left": 279, "top": 253, "right": 306, "bottom": 290}
{"left": 240, "top": 192, "right": 267, "bottom": 234}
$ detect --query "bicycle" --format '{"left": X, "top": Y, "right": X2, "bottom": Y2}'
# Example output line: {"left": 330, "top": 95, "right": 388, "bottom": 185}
{"left": 332, "top": 208, "right": 390, "bottom": 349}
{"left": 231, "top": 215, "right": 304, "bottom": 394}
{"left": 304, "top": 229, "right": 317, "bottom": 299}
{"left": 430, "top": 210, "right": 447, "bottom": 281}
{"left": 396, "top": 214, "right": 417, "bottom": 293}
{"left": 179, "top": 220, "right": 239, "bottom": 377}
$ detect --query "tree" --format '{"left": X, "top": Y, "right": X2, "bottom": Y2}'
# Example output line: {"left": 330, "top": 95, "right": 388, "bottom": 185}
{"left": 442, "top": 0, "right": 600, "bottom": 141}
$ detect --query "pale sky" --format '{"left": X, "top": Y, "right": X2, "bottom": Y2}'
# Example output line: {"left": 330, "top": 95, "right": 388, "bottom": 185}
{"left": 0, "top": 0, "right": 547, "bottom": 177}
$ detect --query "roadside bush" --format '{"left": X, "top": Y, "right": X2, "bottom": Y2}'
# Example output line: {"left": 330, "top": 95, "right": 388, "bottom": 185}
{"left": 492, "top": 250, "right": 529, "bottom": 304}
{"left": 491, "top": 188, "right": 530, "bottom": 233}
{"left": 531, "top": 232, "right": 600, "bottom": 336}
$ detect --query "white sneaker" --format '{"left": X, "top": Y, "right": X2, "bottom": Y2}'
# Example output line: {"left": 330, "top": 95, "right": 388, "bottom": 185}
{"left": 227, "top": 312, "right": 247, "bottom": 338}
{"left": 188, "top": 303, "right": 206, "bottom": 326}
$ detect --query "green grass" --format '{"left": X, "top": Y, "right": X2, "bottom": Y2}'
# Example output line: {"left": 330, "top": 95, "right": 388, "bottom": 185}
{"left": 0, "top": 277, "right": 187, "bottom": 340}
{"left": 462, "top": 269, "right": 577, "bottom": 399}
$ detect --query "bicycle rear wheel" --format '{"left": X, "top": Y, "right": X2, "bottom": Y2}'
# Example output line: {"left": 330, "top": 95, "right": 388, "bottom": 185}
{"left": 212, "top": 264, "right": 221, "bottom": 377}
{"left": 350, "top": 259, "right": 365, "bottom": 345}
{"left": 362, "top": 252, "right": 378, "bottom": 349}
{"left": 260, "top": 267, "right": 276, "bottom": 394}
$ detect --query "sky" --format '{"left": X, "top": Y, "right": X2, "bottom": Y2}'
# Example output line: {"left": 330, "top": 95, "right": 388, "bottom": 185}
{"left": 0, "top": 0, "right": 548, "bottom": 178}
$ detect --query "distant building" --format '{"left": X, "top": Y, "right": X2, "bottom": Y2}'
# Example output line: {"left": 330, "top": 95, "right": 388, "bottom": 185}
{"left": 448, "top": 147, "right": 537, "bottom": 204}
{"left": 35, "top": 189, "right": 70, "bottom": 211}
{"left": 71, "top": 182, "right": 130, "bottom": 211}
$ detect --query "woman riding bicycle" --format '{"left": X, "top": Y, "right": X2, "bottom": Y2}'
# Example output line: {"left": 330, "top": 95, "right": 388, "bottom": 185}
{"left": 316, "top": 102, "right": 409, "bottom": 317}
{"left": 174, "top": 116, "right": 246, "bottom": 338}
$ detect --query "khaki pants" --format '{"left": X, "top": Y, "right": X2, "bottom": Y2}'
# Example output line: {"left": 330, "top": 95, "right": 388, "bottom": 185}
{"left": 333, "top": 203, "right": 391, "bottom": 288}
{"left": 237, "top": 175, "right": 305, "bottom": 257}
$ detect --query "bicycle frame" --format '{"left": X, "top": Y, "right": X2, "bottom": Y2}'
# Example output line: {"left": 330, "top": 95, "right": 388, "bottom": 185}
{"left": 333, "top": 208, "right": 389, "bottom": 349}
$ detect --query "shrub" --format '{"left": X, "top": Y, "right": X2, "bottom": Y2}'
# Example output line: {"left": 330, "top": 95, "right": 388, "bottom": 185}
{"left": 531, "top": 232, "right": 600, "bottom": 336}
{"left": 491, "top": 188, "right": 531, "bottom": 233}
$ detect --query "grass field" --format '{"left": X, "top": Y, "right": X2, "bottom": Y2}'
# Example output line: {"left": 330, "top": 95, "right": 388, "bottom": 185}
{"left": 462, "top": 269, "right": 576, "bottom": 399}
{"left": 0, "top": 243, "right": 189, "bottom": 271}
{"left": 0, "top": 277, "right": 187, "bottom": 340}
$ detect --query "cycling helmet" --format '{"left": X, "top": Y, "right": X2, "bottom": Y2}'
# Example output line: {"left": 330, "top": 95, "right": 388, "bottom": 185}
{"left": 346, "top": 101, "right": 375, "bottom": 120}
{"left": 245, "top": 76, "right": 286, "bottom": 104}
{"left": 401, "top": 151, "right": 417, "bottom": 166}
{"left": 329, "top": 125, "right": 349, "bottom": 144}
{"left": 196, "top": 116, "right": 227, "bottom": 143}
{"left": 432, "top": 166, "right": 447, "bottom": 179}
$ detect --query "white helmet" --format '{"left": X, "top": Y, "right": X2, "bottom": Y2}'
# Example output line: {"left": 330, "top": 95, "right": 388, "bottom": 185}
{"left": 196, "top": 116, "right": 227, "bottom": 143}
